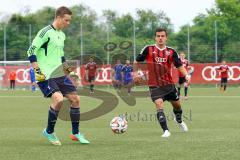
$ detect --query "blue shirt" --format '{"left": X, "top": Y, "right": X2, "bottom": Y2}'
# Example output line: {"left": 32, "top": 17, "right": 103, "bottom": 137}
{"left": 114, "top": 64, "right": 123, "bottom": 80}
{"left": 122, "top": 65, "right": 133, "bottom": 81}
{"left": 114, "top": 64, "right": 123, "bottom": 75}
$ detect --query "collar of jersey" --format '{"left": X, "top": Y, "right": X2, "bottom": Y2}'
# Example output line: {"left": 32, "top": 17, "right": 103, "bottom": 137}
{"left": 50, "top": 24, "right": 56, "bottom": 30}
{"left": 155, "top": 44, "right": 166, "bottom": 51}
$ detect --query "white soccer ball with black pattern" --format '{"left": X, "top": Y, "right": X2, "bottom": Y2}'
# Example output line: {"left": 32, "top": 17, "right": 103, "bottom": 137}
{"left": 110, "top": 116, "right": 128, "bottom": 134}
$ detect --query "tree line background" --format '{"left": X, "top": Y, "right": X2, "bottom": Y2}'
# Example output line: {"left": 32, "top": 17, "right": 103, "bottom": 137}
{"left": 0, "top": 0, "right": 239, "bottom": 63}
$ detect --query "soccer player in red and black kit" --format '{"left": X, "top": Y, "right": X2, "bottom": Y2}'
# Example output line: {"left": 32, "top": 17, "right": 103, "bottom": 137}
{"left": 177, "top": 52, "right": 190, "bottom": 100}
{"left": 217, "top": 60, "right": 229, "bottom": 92}
{"left": 136, "top": 28, "right": 190, "bottom": 138}
{"left": 85, "top": 57, "right": 98, "bottom": 93}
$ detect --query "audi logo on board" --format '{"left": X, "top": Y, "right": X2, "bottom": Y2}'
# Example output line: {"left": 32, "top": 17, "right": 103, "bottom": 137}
{"left": 95, "top": 67, "right": 112, "bottom": 82}
{"left": 15, "top": 67, "right": 113, "bottom": 83}
{"left": 202, "top": 66, "right": 240, "bottom": 81}
{"left": 16, "top": 68, "right": 31, "bottom": 83}
{"left": 5, "top": 64, "right": 240, "bottom": 84}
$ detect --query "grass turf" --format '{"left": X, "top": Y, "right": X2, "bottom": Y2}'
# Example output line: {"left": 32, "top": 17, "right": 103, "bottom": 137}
{"left": 0, "top": 87, "right": 239, "bottom": 160}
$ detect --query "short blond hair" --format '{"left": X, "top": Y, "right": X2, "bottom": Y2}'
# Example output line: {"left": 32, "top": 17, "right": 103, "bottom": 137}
{"left": 55, "top": 6, "right": 72, "bottom": 18}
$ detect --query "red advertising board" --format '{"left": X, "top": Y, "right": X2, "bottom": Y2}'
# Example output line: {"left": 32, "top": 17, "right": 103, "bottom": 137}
{"left": 172, "top": 63, "right": 240, "bottom": 84}
{"left": 0, "top": 63, "right": 239, "bottom": 87}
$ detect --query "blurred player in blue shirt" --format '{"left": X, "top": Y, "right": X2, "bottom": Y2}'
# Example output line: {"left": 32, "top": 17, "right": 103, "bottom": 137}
{"left": 29, "top": 67, "right": 36, "bottom": 91}
{"left": 122, "top": 60, "right": 133, "bottom": 94}
{"left": 112, "top": 59, "right": 123, "bottom": 92}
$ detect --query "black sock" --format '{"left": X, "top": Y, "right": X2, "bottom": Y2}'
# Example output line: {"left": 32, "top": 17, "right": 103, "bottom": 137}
{"left": 177, "top": 87, "right": 181, "bottom": 96}
{"left": 46, "top": 107, "right": 59, "bottom": 134}
{"left": 173, "top": 108, "right": 182, "bottom": 123}
{"left": 156, "top": 109, "right": 168, "bottom": 131}
{"left": 70, "top": 107, "right": 80, "bottom": 134}
{"left": 224, "top": 85, "right": 227, "bottom": 91}
{"left": 184, "top": 87, "right": 188, "bottom": 96}
{"left": 220, "top": 84, "right": 223, "bottom": 89}
{"left": 90, "top": 84, "right": 94, "bottom": 91}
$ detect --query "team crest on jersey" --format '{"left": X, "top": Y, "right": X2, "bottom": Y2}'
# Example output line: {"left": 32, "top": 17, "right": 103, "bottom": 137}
{"left": 165, "top": 50, "right": 170, "bottom": 56}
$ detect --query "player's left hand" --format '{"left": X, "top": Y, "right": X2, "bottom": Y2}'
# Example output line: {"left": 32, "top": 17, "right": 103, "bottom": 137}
{"left": 34, "top": 68, "right": 46, "bottom": 82}
{"left": 64, "top": 66, "right": 76, "bottom": 75}
{"left": 66, "top": 66, "right": 73, "bottom": 73}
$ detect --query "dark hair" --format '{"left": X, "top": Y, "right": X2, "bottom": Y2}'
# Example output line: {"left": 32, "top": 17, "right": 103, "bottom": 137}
{"left": 155, "top": 28, "right": 168, "bottom": 37}
{"left": 55, "top": 6, "right": 72, "bottom": 18}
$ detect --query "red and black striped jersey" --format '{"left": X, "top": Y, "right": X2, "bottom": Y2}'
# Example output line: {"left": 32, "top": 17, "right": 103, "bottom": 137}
{"left": 136, "top": 44, "right": 182, "bottom": 86}
{"left": 85, "top": 62, "right": 98, "bottom": 77}
{"left": 217, "top": 65, "right": 229, "bottom": 78}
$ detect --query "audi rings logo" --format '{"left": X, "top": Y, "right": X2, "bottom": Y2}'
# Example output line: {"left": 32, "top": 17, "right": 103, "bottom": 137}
{"left": 16, "top": 68, "right": 30, "bottom": 83}
{"left": 202, "top": 66, "right": 240, "bottom": 81}
{"left": 96, "top": 67, "right": 112, "bottom": 82}
{"left": 155, "top": 57, "right": 167, "bottom": 63}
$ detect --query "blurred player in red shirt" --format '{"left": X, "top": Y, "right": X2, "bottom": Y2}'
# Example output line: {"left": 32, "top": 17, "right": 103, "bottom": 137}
{"left": 217, "top": 60, "right": 229, "bottom": 92}
{"left": 9, "top": 69, "right": 16, "bottom": 90}
{"left": 85, "top": 57, "right": 98, "bottom": 93}
{"left": 177, "top": 52, "right": 194, "bottom": 100}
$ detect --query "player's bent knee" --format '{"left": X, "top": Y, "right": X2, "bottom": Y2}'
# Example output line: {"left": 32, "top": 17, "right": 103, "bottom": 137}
{"left": 171, "top": 100, "right": 181, "bottom": 109}
{"left": 52, "top": 93, "right": 64, "bottom": 106}
{"left": 154, "top": 99, "right": 164, "bottom": 109}
{"left": 54, "top": 97, "right": 64, "bottom": 106}
{"left": 68, "top": 94, "right": 80, "bottom": 106}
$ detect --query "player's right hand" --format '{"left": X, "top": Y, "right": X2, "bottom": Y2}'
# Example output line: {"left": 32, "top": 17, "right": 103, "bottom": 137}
{"left": 34, "top": 68, "right": 46, "bottom": 82}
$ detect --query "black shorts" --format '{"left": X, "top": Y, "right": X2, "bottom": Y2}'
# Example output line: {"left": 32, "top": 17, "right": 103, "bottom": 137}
{"left": 37, "top": 76, "right": 76, "bottom": 97}
{"left": 178, "top": 77, "right": 186, "bottom": 85}
{"left": 149, "top": 85, "right": 179, "bottom": 102}
{"left": 221, "top": 78, "right": 228, "bottom": 84}
{"left": 88, "top": 76, "right": 95, "bottom": 83}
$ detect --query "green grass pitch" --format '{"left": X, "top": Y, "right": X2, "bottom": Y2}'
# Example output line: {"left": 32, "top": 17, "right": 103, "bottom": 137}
{"left": 0, "top": 87, "right": 239, "bottom": 160}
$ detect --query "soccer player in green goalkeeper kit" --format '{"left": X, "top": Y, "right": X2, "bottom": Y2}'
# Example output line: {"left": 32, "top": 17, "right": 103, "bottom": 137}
{"left": 27, "top": 6, "right": 90, "bottom": 146}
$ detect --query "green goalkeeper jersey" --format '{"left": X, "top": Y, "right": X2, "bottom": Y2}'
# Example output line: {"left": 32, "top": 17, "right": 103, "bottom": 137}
{"left": 27, "top": 25, "right": 65, "bottom": 79}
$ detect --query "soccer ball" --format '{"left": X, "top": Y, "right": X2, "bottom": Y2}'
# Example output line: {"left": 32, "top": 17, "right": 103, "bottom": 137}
{"left": 110, "top": 116, "right": 128, "bottom": 134}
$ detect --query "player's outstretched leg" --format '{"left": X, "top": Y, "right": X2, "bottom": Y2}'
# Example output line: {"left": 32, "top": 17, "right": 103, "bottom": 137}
{"left": 42, "top": 107, "right": 61, "bottom": 145}
{"left": 70, "top": 133, "right": 90, "bottom": 144}
{"left": 69, "top": 107, "right": 90, "bottom": 144}
{"left": 43, "top": 128, "right": 61, "bottom": 146}
{"left": 157, "top": 109, "right": 171, "bottom": 138}
{"left": 173, "top": 108, "right": 188, "bottom": 132}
